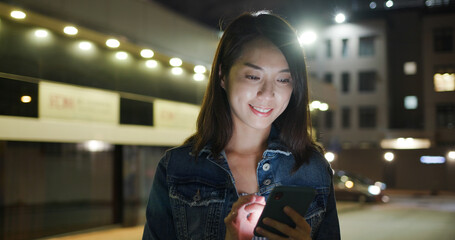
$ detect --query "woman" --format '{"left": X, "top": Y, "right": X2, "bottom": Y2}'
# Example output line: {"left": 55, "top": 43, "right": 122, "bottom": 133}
{"left": 143, "top": 11, "right": 340, "bottom": 240}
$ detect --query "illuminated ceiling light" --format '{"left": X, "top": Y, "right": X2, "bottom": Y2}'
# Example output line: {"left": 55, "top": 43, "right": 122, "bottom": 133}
{"left": 369, "top": 1, "right": 377, "bottom": 9}
{"left": 194, "top": 65, "right": 207, "bottom": 74}
{"left": 115, "top": 51, "right": 128, "bottom": 60}
{"left": 299, "top": 30, "right": 317, "bottom": 46}
{"left": 385, "top": 0, "right": 394, "bottom": 8}
{"left": 425, "top": 0, "right": 434, "bottom": 7}
{"left": 11, "top": 10, "right": 26, "bottom": 19}
{"left": 82, "top": 140, "right": 112, "bottom": 152}
{"left": 21, "top": 95, "right": 32, "bottom": 103}
{"left": 310, "top": 100, "right": 321, "bottom": 110}
{"left": 141, "top": 49, "right": 154, "bottom": 58}
{"left": 171, "top": 67, "right": 183, "bottom": 75}
{"left": 35, "top": 29, "right": 49, "bottom": 38}
{"left": 193, "top": 73, "right": 205, "bottom": 81}
{"left": 324, "top": 152, "right": 335, "bottom": 162}
{"left": 79, "top": 41, "right": 92, "bottom": 50}
{"left": 145, "top": 60, "right": 158, "bottom": 68}
{"left": 319, "top": 103, "right": 329, "bottom": 111}
{"left": 384, "top": 152, "right": 394, "bottom": 162}
{"left": 106, "top": 38, "right": 120, "bottom": 48}
{"left": 335, "top": 13, "right": 346, "bottom": 23}
{"left": 169, "top": 57, "right": 182, "bottom": 67}
{"left": 63, "top": 26, "right": 78, "bottom": 35}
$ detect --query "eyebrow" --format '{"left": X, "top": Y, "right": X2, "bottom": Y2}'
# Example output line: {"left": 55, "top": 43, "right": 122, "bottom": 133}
{"left": 244, "top": 62, "right": 290, "bottom": 73}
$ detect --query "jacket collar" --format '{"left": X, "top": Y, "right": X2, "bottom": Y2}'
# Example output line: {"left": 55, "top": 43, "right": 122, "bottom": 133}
{"left": 199, "top": 124, "right": 291, "bottom": 160}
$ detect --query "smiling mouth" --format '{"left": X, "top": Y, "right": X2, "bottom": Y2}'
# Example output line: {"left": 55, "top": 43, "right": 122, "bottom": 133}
{"left": 250, "top": 104, "right": 273, "bottom": 114}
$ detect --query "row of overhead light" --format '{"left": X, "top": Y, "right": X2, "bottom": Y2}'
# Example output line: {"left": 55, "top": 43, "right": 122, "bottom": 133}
{"left": 8, "top": 10, "right": 208, "bottom": 81}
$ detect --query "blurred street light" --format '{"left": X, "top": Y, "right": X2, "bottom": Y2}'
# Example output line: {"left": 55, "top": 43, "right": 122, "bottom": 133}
{"left": 385, "top": 0, "right": 394, "bottom": 8}
{"left": 384, "top": 152, "right": 394, "bottom": 162}
{"left": 335, "top": 13, "right": 346, "bottom": 23}
{"left": 299, "top": 30, "right": 317, "bottom": 46}
{"left": 325, "top": 152, "right": 335, "bottom": 162}
{"left": 448, "top": 151, "right": 455, "bottom": 161}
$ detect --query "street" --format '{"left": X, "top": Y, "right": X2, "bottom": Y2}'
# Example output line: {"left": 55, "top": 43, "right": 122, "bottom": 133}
{"left": 339, "top": 193, "right": 455, "bottom": 240}
{"left": 44, "top": 192, "right": 455, "bottom": 240}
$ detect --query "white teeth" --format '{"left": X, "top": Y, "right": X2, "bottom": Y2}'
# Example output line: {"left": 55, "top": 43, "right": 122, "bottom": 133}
{"left": 252, "top": 106, "right": 272, "bottom": 113}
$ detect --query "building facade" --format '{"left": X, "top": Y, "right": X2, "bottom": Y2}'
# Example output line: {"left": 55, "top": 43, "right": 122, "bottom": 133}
{"left": 307, "top": 8, "right": 455, "bottom": 191}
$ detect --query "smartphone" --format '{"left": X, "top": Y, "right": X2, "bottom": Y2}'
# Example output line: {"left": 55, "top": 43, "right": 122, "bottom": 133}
{"left": 254, "top": 185, "right": 316, "bottom": 237}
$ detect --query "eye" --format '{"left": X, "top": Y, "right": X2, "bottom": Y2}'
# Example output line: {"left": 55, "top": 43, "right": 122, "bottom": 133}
{"left": 246, "top": 75, "right": 260, "bottom": 80}
{"left": 277, "top": 78, "right": 291, "bottom": 83}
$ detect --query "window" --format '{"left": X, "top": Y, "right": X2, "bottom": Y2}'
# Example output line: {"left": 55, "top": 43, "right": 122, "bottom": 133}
{"left": 341, "top": 72, "right": 350, "bottom": 93}
{"left": 404, "top": 96, "right": 418, "bottom": 110}
{"left": 0, "top": 77, "right": 38, "bottom": 118}
{"left": 358, "top": 71, "right": 376, "bottom": 92}
{"left": 436, "top": 103, "right": 455, "bottom": 129}
{"left": 359, "top": 36, "right": 375, "bottom": 56}
{"left": 359, "top": 106, "right": 377, "bottom": 128}
{"left": 324, "top": 73, "right": 333, "bottom": 84}
{"left": 341, "top": 39, "right": 348, "bottom": 57}
{"left": 433, "top": 27, "right": 453, "bottom": 52}
{"left": 325, "top": 110, "right": 334, "bottom": 129}
{"left": 342, "top": 107, "right": 351, "bottom": 128}
{"left": 120, "top": 98, "right": 154, "bottom": 126}
{"left": 325, "top": 39, "right": 332, "bottom": 58}
{"left": 434, "top": 65, "right": 455, "bottom": 92}
{"left": 404, "top": 62, "right": 417, "bottom": 75}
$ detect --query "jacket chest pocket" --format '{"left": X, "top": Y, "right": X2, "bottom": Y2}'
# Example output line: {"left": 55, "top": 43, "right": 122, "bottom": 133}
{"left": 169, "top": 179, "right": 227, "bottom": 240}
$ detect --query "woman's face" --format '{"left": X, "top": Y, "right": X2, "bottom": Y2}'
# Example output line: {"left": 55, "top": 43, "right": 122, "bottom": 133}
{"left": 221, "top": 38, "right": 293, "bottom": 131}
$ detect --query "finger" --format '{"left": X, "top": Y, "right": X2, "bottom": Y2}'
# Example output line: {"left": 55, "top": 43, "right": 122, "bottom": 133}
{"left": 254, "top": 195, "right": 266, "bottom": 204}
{"left": 225, "top": 195, "right": 257, "bottom": 224}
{"left": 244, "top": 202, "right": 265, "bottom": 213}
{"left": 224, "top": 210, "right": 237, "bottom": 225}
{"left": 232, "top": 194, "right": 256, "bottom": 210}
{"left": 283, "top": 206, "right": 311, "bottom": 233}
{"left": 247, "top": 209, "right": 262, "bottom": 223}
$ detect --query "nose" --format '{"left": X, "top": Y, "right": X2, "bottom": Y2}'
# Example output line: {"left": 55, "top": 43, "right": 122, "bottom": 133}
{"left": 257, "top": 79, "right": 275, "bottom": 98}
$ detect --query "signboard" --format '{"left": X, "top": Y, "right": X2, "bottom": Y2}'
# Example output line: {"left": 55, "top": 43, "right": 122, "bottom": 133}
{"left": 39, "top": 81, "right": 119, "bottom": 124}
{"left": 153, "top": 99, "right": 199, "bottom": 130}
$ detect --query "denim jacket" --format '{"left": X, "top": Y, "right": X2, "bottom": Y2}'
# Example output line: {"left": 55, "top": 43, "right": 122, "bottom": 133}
{"left": 143, "top": 129, "right": 340, "bottom": 240}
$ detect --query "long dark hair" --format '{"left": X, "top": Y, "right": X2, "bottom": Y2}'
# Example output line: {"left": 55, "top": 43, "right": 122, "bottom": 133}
{"left": 185, "top": 11, "right": 322, "bottom": 170}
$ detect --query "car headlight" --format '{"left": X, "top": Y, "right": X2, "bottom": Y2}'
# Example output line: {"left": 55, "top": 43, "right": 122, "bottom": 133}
{"left": 375, "top": 181, "right": 387, "bottom": 190}
{"left": 368, "top": 185, "right": 381, "bottom": 195}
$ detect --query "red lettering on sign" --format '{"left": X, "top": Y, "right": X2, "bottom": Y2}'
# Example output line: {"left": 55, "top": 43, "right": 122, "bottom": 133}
{"left": 49, "top": 95, "right": 75, "bottom": 109}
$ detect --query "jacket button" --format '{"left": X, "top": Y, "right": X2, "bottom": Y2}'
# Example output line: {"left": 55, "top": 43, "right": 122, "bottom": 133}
{"left": 262, "top": 163, "right": 271, "bottom": 171}
{"left": 263, "top": 179, "right": 272, "bottom": 185}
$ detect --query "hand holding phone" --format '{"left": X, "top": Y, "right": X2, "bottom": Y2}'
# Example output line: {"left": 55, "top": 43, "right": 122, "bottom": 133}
{"left": 254, "top": 186, "right": 316, "bottom": 238}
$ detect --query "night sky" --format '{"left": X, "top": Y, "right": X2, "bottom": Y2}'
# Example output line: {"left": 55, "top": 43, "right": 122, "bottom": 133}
{"left": 150, "top": 0, "right": 441, "bottom": 30}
